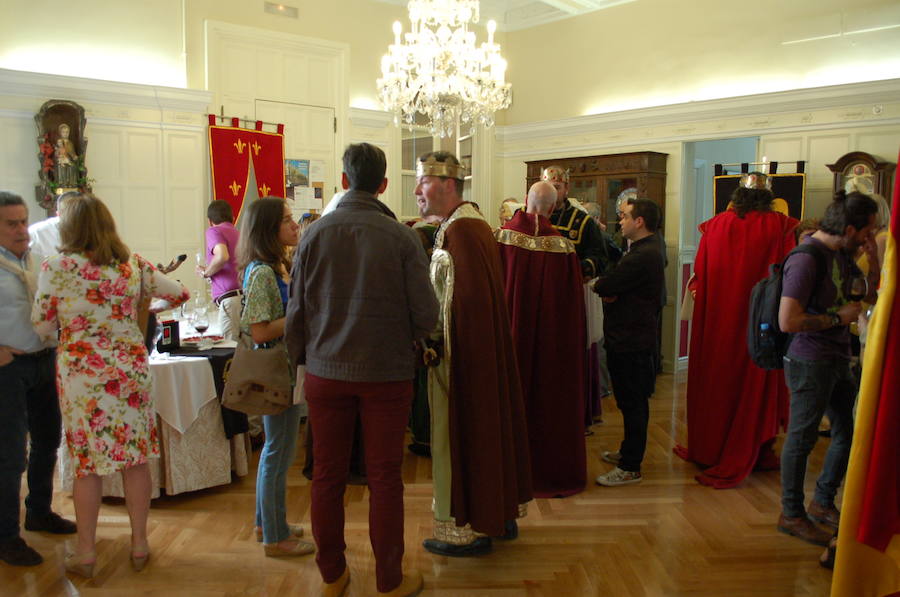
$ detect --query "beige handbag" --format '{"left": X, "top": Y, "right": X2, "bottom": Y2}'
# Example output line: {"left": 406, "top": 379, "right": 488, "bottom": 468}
{"left": 221, "top": 332, "right": 292, "bottom": 416}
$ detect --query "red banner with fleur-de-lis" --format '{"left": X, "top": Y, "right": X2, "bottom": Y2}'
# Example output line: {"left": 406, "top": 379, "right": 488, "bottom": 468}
{"left": 208, "top": 116, "right": 285, "bottom": 223}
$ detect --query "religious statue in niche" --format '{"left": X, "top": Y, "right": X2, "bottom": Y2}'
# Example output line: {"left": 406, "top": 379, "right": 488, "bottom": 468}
{"left": 35, "top": 99, "right": 91, "bottom": 212}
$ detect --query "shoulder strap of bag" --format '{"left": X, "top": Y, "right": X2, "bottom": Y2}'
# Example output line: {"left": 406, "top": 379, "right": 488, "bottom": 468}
{"left": 784, "top": 243, "right": 828, "bottom": 303}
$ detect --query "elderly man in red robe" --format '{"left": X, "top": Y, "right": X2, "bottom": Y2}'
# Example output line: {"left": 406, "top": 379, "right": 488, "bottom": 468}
{"left": 496, "top": 181, "right": 587, "bottom": 498}
{"left": 674, "top": 174, "right": 798, "bottom": 488}
{"left": 415, "top": 150, "right": 532, "bottom": 557}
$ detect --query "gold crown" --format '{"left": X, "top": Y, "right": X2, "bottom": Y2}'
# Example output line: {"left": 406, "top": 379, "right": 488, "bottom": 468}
{"left": 541, "top": 166, "right": 569, "bottom": 183}
{"left": 416, "top": 155, "right": 466, "bottom": 179}
{"left": 741, "top": 172, "right": 771, "bottom": 190}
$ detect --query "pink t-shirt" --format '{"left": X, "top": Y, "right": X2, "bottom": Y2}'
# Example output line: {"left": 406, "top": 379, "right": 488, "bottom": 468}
{"left": 205, "top": 222, "right": 240, "bottom": 299}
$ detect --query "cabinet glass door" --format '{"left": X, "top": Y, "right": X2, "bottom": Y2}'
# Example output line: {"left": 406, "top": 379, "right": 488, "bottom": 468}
{"left": 570, "top": 178, "right": 598, "bottom": 205}
{"left": 604, "top": 178, "right": 637, "bottom": 230}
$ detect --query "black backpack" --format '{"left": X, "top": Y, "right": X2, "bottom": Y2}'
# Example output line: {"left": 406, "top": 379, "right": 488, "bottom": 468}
{"left": 747, "top": 244, "right": 828, "bottom": 370}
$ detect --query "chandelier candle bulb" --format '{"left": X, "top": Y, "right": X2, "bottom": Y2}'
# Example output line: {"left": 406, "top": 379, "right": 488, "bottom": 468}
{"left": 376, "top": 0, "right": 511, "bottom": 137}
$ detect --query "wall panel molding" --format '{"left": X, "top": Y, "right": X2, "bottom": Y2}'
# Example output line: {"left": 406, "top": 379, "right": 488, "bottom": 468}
{"left": 496, "top": 79, "right": 900, "bottom": 158}
{"left": 0, "top": 68, "right": 211, "bottom": 113}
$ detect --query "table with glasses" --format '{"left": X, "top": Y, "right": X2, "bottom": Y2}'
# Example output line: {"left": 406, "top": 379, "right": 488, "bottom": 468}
{"left": 58, "top": 348, "right": 251, "bottom": 498}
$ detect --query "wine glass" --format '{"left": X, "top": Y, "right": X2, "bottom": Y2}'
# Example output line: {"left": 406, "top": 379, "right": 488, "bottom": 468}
{"left": 849, "top": 276, "right": 868, "bottom": 302}
{"left": 190, "top": 310, "right": 210, "bottom": 349}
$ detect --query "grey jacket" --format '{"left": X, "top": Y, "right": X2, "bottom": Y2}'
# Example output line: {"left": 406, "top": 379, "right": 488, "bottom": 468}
{"left": 285, "top": 190, "right": 439, "bottom": 382}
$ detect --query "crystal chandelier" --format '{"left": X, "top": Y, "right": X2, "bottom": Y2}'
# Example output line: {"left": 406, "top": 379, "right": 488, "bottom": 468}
{"left": 377, "top": 0, "right": 512, "bottom": 138}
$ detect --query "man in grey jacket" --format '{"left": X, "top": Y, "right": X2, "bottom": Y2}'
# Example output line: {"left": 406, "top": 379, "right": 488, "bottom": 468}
{"left": 285, "top": 142, "right": 438, "bottom": 597}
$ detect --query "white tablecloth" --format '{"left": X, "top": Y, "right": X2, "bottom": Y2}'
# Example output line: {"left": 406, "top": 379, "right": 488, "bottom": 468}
{"left": 58, "top": 355, "right": 250, "bottom": 497}
{"left": 149, "top": 356, "right": 218, "bottom": 433}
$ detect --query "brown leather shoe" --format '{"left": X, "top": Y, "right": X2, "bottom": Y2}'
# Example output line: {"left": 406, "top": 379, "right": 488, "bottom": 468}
{"left": 777, "top": 514, "right": 832, "bottom": 546}
{"left": 379, "top": 570, "right": 424, "bottom": 597}
{"left": 808, "top": 500, "right": 840, "bottom": 529}
{"left": 321, "top": 567, "right": 350, "bottom": 597}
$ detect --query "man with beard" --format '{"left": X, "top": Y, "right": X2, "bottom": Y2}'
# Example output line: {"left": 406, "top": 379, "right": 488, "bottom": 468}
{"left": 776, "top": 190, "right": 879, "bottom": 546}
{"left": 415, "top": 151, "right": 532, "bottom": 557}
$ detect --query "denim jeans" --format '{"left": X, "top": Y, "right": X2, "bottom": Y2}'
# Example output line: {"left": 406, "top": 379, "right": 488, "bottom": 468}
{"left": 0, "top": 350, "right": 60, "bottom": 542}
{"left": 255, "top": 402, "right": 302, "bottom": 544}
{"left": 780, "top": 356, "right": 856, "bottom": 518}
{"left": 606, "top": 349, "right": 656, "bottom": 472}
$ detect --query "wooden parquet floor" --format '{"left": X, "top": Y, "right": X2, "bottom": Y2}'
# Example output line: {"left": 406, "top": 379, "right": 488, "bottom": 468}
{"left": 2, "top": 372, "right": 835, "bottom": 597}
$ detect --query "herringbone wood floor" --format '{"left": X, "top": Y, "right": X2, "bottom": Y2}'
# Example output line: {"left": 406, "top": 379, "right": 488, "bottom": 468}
{"left": 2, "top": 372, "right": 834, "bottom": 596}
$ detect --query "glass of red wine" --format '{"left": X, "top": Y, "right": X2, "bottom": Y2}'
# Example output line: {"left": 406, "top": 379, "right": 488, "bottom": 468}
{"left": 849, "top": 276, "right": 868, "bottom": 302}
{"left": 190, "top": 310, "right": 211, "bottom": 349}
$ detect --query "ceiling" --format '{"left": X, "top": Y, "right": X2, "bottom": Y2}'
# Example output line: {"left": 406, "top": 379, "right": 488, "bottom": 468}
{"left": 371, "top": 0, "right": 637, "bottom": 32}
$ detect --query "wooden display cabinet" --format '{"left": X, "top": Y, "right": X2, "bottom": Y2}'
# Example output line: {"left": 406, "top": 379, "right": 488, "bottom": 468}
{"left": 525, "top": 151, "right": 668, "bottom": 229}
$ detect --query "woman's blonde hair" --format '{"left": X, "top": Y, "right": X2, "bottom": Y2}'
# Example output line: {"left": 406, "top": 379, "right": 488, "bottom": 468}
{"left": 58, "top": 193, "right": 130, "bottom": 266}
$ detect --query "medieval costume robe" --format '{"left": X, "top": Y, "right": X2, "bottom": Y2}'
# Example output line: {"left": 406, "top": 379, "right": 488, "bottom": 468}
{"left": 550, "top": 198, "right": 610, "bottom": 425}
{"left": 429, "top": 202, "right": 532, "bottom": 542}
{"left": 674, "top": 209, "right": 798, "bottom": 488}
{"left": 496, "top": 211, "right": 587, "bottom": 498}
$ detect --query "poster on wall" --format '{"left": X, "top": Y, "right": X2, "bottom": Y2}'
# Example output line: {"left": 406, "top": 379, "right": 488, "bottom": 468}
{"left": 713, "top": 173, "right": 807, "bottom": 220}
{"left": 285, "top": 158, "right": 326, "bottom": 213}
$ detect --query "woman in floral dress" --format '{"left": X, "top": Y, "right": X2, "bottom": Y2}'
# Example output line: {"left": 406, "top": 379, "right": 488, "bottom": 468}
{"left": 238, "top": 197, "right": 314, "bottom": 557}
{"left": 32, "top": 194, "right": 188, "bottom": 577}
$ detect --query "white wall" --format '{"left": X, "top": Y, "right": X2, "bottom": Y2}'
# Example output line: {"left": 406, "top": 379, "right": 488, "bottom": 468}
{"left": 501, "top": 0, "right": 900, "bottom": 124}
{"left": 0, "top": 0, "right": 409, "bottom": 110}
{"left": 0, "top": 69, "right": 212, "bottom": 296}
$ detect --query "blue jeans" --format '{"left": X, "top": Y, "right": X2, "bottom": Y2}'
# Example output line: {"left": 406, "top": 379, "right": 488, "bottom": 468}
{"left": 255, "top": 403, "right": 302, "bottom": 543}
{"left": 780, "top": 356, "right": 856, "bottom": 518}
{"left": 0, "top": 350, "right": 60, "bottom": 542}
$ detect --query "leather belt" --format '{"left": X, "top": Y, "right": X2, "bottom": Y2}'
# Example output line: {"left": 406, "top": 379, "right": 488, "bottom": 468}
{"left": 214, "top": 289, "right": 243, "bottom": 305}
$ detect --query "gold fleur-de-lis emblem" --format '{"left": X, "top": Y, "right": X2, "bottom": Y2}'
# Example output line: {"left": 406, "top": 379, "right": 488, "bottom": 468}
{"left": 252, "top": 141, "right": 262, "bottom": 156}
{"left": 229, "top": 181, "right": 242, "bottom": 196}
{"left": 259, "top": 183, "right": 271, "bottom": 196}
{"left": 233, "top": 139, "right": 247, "bottom": 154}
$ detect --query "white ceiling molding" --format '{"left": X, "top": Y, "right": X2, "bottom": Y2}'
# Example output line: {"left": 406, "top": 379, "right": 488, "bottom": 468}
{"left": 349, "top": 107, "right": 396, "bottom": 129}
{"left": 0, "top": 68, "right": 212, "bottom": 113}
{"left": 496, "top": 78, "right": 900, "bottom": 155}
{"left": 371, "top": 0, "right": 636, "bottom": 31}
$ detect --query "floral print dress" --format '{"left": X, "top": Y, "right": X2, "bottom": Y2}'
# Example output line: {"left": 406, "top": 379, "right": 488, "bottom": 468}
{"left": 32, "top": 253, "right": 189, "bottom": 478}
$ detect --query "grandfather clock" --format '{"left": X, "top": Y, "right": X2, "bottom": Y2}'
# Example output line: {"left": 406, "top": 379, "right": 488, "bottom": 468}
{"left": 826, "top": 151, "right": 895, "bottom": 202}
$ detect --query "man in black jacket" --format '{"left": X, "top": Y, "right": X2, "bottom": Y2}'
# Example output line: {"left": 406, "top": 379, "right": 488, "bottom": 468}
{"left": 592, "top": 198, "right": 664, "bottom": 486}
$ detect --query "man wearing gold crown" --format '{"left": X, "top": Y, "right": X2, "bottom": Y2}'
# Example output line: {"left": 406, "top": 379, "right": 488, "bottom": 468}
{"left": 541, "top": 165, "right": 611, "bottom": 429}
{"left": 415, "top": 151, "right": 532, "bottom": 557}
{"left": 541, "top": 166, "right": 609, "bottom": 279}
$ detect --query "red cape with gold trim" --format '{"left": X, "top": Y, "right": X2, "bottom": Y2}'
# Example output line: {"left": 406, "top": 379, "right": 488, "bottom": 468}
{"left": 496, "top": 211, "right": 587, "bottom": 498}
{"left": 675, "top": 209, "right": 797, "bottom": 487}
{"left": 441, "top": 206, "right": 533, "bottom": 535}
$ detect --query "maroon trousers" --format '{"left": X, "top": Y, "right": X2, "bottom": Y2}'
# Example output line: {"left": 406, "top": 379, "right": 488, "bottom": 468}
{"left": 305, "top": 373, "right": 413, "bottom": 593}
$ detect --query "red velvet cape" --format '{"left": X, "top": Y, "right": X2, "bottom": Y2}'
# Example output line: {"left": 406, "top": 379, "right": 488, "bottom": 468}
{"left": 675, "top": 210, "right": 797, "bottom": 488}
{"left": 497, "top": 212, "right": 587, "bottom": 498}
{"left": 442, "top": 209, "right": 533, "bottom": 535}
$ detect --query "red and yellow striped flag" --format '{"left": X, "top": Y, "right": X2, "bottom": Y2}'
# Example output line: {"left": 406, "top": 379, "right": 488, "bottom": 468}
{"left": 831, "top": 153, "right": 900, "bottom": 597}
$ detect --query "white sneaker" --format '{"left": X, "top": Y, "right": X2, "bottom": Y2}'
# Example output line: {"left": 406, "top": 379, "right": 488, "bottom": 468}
{"left": 601, "top": 451, "right": 621, "bottom": 465}
{"left": 595, "top": 467, "right": 642, "bottom": 486}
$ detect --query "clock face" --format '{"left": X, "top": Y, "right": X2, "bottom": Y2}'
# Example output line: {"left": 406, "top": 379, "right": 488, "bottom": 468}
{"left": 842, "top": 162, "right": 875, "bottom": 194}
